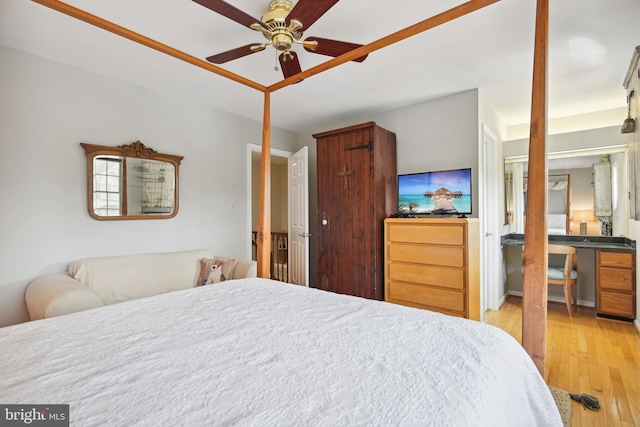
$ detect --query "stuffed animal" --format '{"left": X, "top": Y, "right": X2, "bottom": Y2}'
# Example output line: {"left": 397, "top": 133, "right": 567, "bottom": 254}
{"left": 198, "top": 257, "right": 237, "bottom": 286}
{"left": 202, "top": 260, "right": 226, "bottom": 285}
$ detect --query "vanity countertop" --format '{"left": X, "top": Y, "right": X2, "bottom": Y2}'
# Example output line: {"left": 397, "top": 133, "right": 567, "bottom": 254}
{"left": 501, "top": 233, "right": 636, "bottom": 251}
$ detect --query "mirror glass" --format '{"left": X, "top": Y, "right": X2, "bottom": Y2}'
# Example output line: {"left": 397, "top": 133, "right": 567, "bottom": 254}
{"left": 523, "top": 173, "right": 571, "bottom": 235}
{"left": 504, "top": 147, "right": 626, "bottom": 236}
{"left": 82, "top": 141, "right": 183, "bottom": 220}
{"left": 504, "top": 162, "right": 514, "bottom": 225}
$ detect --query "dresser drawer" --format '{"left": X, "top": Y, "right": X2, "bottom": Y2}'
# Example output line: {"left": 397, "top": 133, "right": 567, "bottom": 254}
{"left": 388, "top": 281, "right": 464, "bottom": 313}
{"left": 598, "top": 267, "right": 634, "bottom": 292}
{"left": 598, "top": 291, "right": 634, "bottom": 318}
{"left": 599, "top": 251, "right": 634, "bottom": 269}
{"left": 388, "top": 244, "right": 464, "bottom": 268}
{"left": 388, "top": 262, "right": 464, "bottom": 290}
{"left": 388, "top": 224, "right": 463, "bottom": 246}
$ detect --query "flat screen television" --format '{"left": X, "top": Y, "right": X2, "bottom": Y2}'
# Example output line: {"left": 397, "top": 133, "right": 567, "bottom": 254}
{"left": 398, "top": 168, "right": 472, "bottom": 216}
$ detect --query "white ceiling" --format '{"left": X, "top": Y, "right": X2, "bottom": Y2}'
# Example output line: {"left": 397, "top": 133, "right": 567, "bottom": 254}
{"left": 1, "top": 0, "right": 639, "bottom": 134}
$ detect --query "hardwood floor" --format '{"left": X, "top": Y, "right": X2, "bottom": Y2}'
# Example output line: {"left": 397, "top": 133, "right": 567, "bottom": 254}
{"left": 485, "top": 297, "right": 640, "bottom": 427}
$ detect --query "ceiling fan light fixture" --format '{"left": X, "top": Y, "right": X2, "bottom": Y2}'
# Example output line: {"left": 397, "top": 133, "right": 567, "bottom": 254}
{"left": 272, "top": 33, "right": 293, "bottom": 51}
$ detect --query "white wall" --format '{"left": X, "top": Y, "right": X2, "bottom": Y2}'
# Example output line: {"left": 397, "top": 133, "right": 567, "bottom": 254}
{"left": 373, "top": 90, "right": 480, "bottom": 201}
{"left": 506, "top": 107, "right": 627, "bottom": 141}
{"left": 271, "top": 163, "right": 288, "bottom": 233}
{"left": 564, "top": 168, "right": 595, "bottom": 211}
{"left": 0, "top": 46, "right": 298, "bottom": 326}
{"left": 503, "top": 126, "right": 628, "bottom": 158}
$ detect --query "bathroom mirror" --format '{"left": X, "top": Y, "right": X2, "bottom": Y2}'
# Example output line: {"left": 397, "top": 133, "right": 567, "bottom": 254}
{"left": 504, "top": 162, "right": 514, "bottom": 225}
{"left": 81, "top": 141, "right": 183, "bottom": 220}
{"left": 524, "top": 173, "right": 571, "bottom": 235}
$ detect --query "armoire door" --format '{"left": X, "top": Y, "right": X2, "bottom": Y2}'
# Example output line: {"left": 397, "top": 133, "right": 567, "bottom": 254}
{"left": 315, "top": 122, "right": 397, "bottom": 300}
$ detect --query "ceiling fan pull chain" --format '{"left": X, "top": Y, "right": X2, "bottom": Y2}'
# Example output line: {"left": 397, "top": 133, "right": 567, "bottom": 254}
{"left": 274, "top": 50, "right": 280, "bottom": 72}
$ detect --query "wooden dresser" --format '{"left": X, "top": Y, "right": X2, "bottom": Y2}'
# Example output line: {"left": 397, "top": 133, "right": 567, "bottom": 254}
{"left": 596, "top": 250, "right": 636, "bottom": 320}
{"left": 384, "top": 218, "right": 480, "bottom": 320}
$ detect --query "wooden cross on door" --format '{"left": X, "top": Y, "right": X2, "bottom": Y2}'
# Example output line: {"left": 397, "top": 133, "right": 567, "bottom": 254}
{"left": 337, "top": 164, "right": 354, "bottom": 193}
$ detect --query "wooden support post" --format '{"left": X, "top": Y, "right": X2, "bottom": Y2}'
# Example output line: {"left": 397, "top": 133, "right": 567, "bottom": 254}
{"left": 257, "top": 91, "right": 272, "bottom": 278}
{"left": 522, "top": 0, "right": 549, "bottom": 376}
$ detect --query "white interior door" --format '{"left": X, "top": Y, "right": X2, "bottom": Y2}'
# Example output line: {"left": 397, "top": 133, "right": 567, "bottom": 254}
{"left": 288, "top": 146, "right": 309, "bottom": 286}
{"left": 482, "top": 125, "right": 500, "bottom": 314}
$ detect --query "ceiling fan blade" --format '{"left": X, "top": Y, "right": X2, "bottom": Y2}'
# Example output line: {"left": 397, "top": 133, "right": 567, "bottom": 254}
{"left": 206, "top": 44, "right": 265, "bottom": 64}
{"left": 286, "top": 0, "right": 340, "bottom": 30}
{"left": 192, "top": 0, "right": 265, "bottom": 29}
{"left": 279, "top": 51, "right": 303, "bottom": 82}
{"left": 303, "top": 37, "right": 368, "bottom": 62}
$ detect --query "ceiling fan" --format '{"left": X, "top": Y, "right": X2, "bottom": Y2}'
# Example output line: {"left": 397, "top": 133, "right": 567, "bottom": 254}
{"left": 192, "top": 0, "right": 368, "bottom": 80}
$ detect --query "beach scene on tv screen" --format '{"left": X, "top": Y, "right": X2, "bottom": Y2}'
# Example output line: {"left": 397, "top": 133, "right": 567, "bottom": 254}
{"left": 398, "top": 169, "right": 471, "bottom": 214}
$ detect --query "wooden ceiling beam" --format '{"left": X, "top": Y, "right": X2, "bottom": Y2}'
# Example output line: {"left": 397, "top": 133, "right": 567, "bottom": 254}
{"left": 268, "top": 0, "right": 500, "bottom": 92}
{"left": 31, "top": 0, "right": 267, "bottom": 92}
{"left": 31, "top": 0, "right": 500, "bottom": 97}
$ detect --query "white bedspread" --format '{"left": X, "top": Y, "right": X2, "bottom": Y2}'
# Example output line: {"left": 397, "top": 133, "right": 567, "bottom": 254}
{"left": 0, "top": 279, "right": 561, "bottom": 426}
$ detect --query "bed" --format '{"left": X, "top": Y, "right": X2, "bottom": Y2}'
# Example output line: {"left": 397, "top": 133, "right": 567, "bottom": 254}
{"left": 0, "top": 279, "right": 562, "bottom": 426}
{"left": 548, "top": 213, "right": 568, "bottom": 235}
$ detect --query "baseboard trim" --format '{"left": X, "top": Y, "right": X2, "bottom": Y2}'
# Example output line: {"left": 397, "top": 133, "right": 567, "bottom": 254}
{"left": 496, "top": 294, "right": 508, "bottom": 310}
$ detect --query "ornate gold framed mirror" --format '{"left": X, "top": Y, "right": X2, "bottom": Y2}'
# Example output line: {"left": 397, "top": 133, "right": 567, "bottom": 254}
{"left": 81, "top": 141, "right": 184, "bottom": 220}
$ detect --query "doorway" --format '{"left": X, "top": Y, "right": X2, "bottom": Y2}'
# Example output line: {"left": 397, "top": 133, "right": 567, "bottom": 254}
{"left": 246, "top": 144, "right": 309, "bottom": 285}
{"left": 482, "top": 125, "right": 500, "bottom": 315}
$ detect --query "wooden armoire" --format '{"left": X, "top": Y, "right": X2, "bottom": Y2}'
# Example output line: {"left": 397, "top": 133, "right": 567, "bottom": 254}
{"left": 314, "top": 122, "right": 397, "bottom": 300}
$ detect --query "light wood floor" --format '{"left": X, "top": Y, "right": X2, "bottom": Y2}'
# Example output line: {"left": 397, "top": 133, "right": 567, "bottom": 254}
{"left": 485, "top": 297, "right": 640, "bottom": 427}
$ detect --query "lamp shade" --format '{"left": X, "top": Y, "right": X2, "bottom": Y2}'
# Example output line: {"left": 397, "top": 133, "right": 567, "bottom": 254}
{"left": 572, "top": 210, "right": 595, "bottom": 222}
{"left": 621, "top": 117, "right": 636, "bottom": 134}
